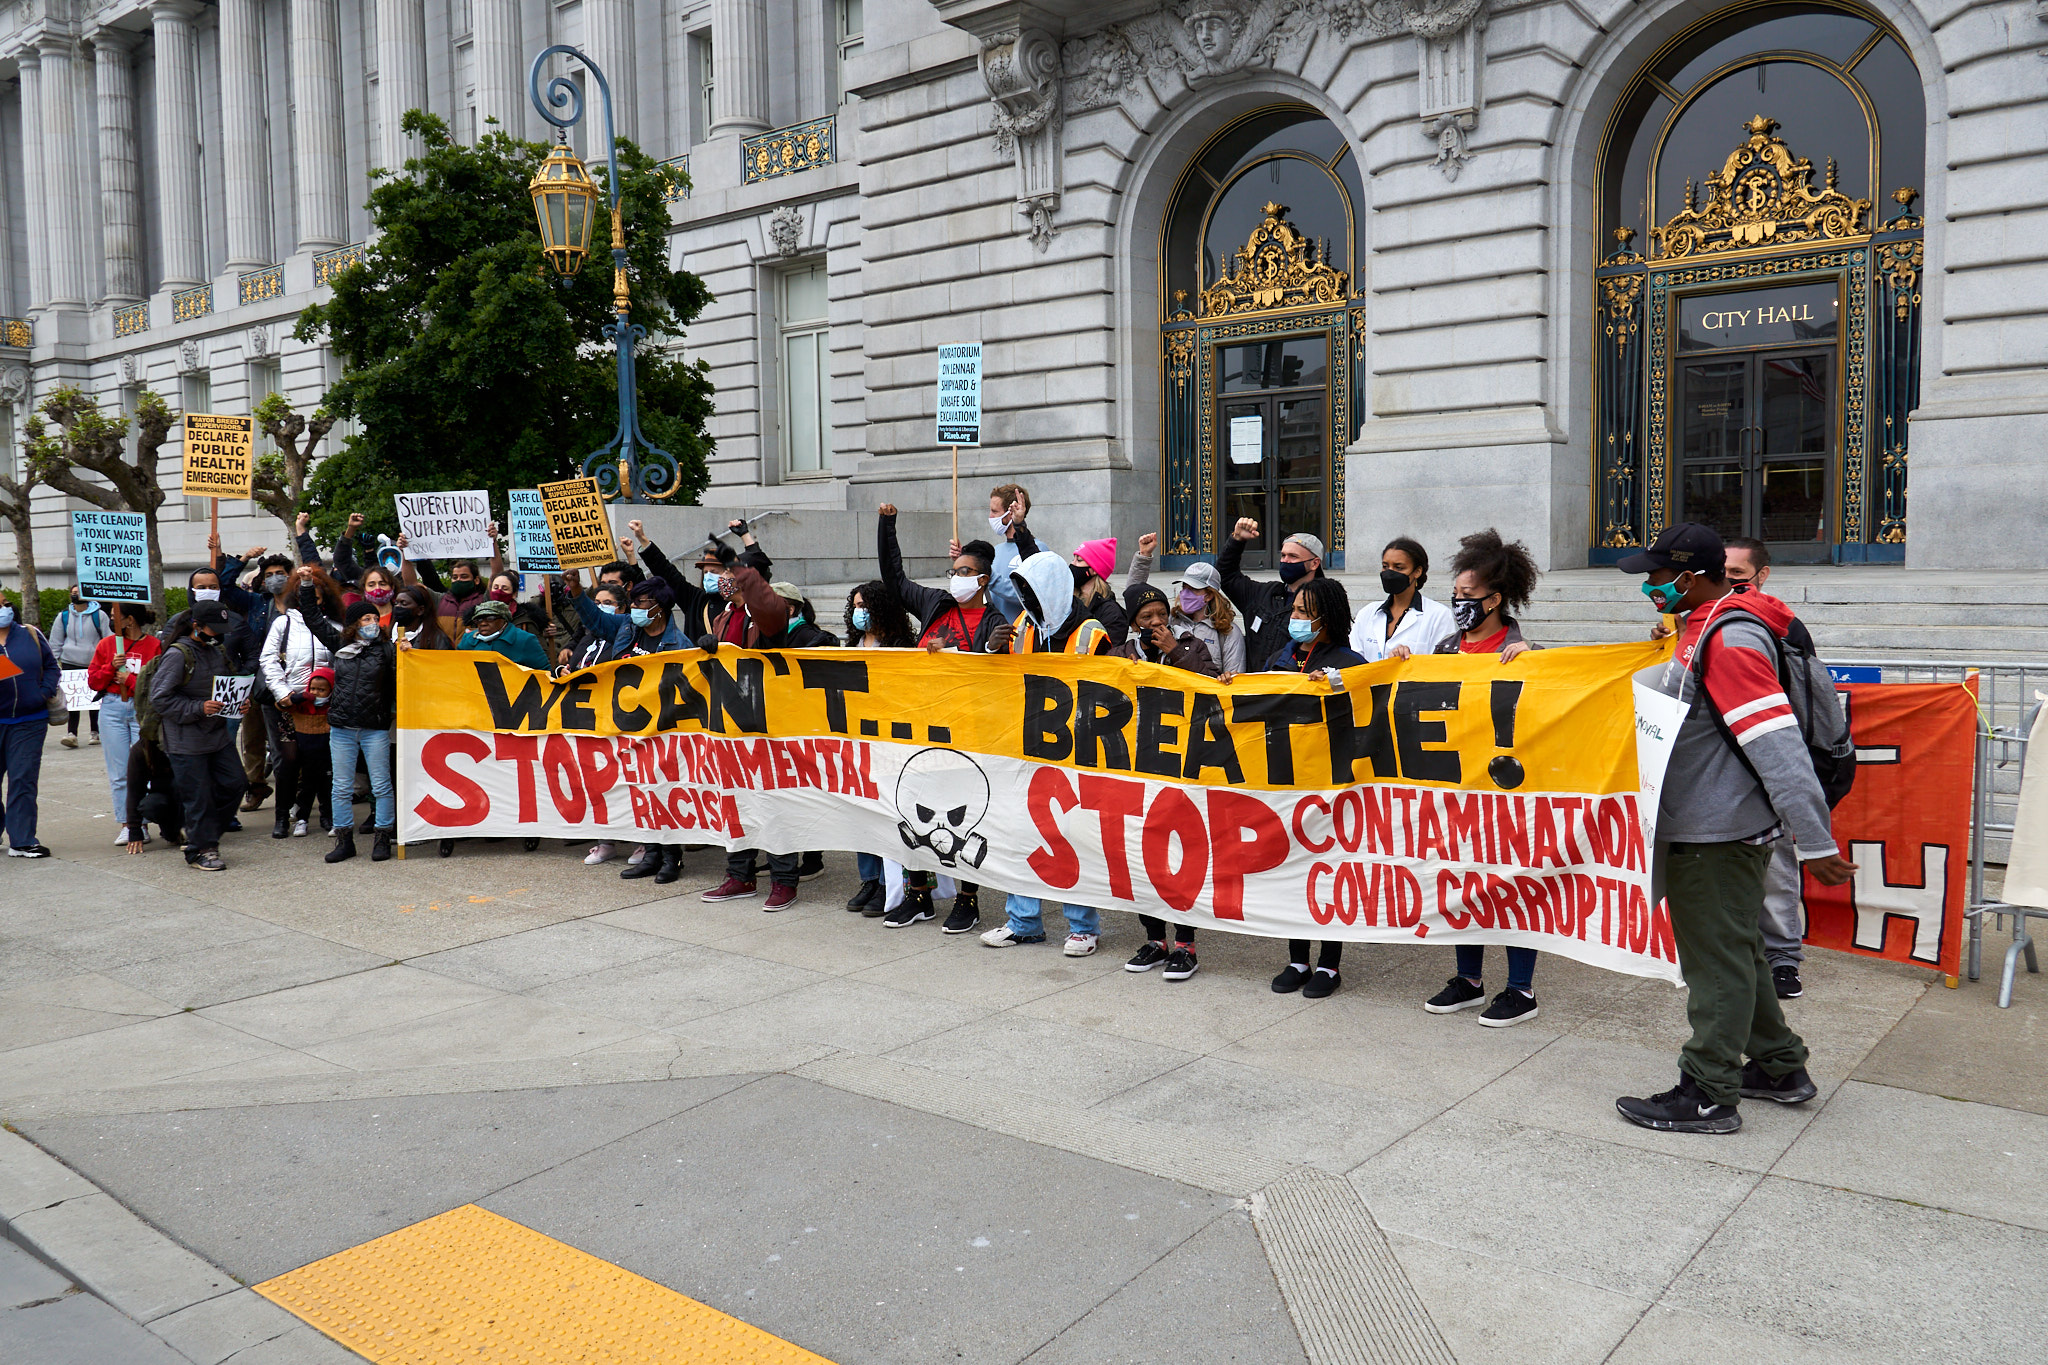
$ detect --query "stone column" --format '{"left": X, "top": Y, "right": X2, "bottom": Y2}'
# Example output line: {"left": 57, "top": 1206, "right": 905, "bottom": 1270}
{"left": 93, "top": 32, "right": 144, "bottom": 301}
{"left": 217, "top": 0, "right": 269, "bottom": 270}
{"left": 374, "top": 0, "right": 426, "bottom": 173}
{"left": 151, "top": 1, "right": 207, "bottom": 289}
{"left": 289, "top": 0, "right": 347, "bottom": 248}
{"left": 709, "top": 0, "right": 771, "bottom": 137}
{"left": 472, "top": 0, "right": 521, "bottom": 137}
{"left": 582, "top": 0, "right": 633, "bottom": 142}
{"left": 38, "top": 32, "right": 88, "bottom": 310}
{"left": 17, "top": 50, "right": 47, "bottom": 312}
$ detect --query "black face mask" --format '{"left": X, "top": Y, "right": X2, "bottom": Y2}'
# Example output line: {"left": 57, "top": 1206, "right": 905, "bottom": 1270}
{"left": 450, "top": 578, "right": 480, "bottom": 599}
{"left": 1070, "top": 564, "right": 1093, "bottom": 591}
{"left": 193, "top": 629, "right": 220, "bottom": 647}
{"left": 393, "top": 605, "right": 420, "bottom": 627}
{"left": 1380, "top": 569, "right": 1412, "bottom": 596}
{"left": 1277, "top": 560, "right": 1309, "bottom": 584}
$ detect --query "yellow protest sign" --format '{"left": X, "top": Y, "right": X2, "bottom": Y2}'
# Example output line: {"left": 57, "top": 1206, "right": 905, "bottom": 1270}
{"left": 396, "top": 642, "right": 1685, "bottom": 981}
{"left": 537, "top": 476, "right": 613, "bottom": 572}
{"left": 181, "top": 414, "right": 253, "bottom": 498}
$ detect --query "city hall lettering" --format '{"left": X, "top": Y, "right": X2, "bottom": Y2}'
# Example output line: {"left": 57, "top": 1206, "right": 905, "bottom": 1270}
{"left": 1695, "top": 304, "right": 1819, "bottom": 331}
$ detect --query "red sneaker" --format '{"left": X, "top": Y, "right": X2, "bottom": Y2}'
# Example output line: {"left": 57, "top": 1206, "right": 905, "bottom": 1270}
{"left": 763, "top": 883, "right": 798, "bottom": 912}
{"left": 701, "top": 877, "right": 758, "bottom": 903}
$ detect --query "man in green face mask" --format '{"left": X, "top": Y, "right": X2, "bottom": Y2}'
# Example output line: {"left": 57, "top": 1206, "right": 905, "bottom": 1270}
{"left": 1615, "top": 522, "right": 1855, "bottom": 1135}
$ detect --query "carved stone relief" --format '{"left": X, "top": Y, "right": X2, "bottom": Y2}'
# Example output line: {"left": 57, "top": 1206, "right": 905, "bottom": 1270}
{"left": 768, "top": 204, "right": 806, "bottom": 257}
{"left": 0, "top": 366, "right": 28, "bottom": 406}
{"left": 246, "top": 324, "right": 273, "bottom": 357}
{"left": 982, "top": 28, "right": 1064, "bottom": 252}
{"left": 178, "top": 340, "right": 203, "bottom": 373}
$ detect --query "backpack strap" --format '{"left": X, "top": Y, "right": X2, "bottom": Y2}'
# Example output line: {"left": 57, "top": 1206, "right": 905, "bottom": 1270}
{"left": 1684, "top": 608, "right": 1796, "bottom": 797}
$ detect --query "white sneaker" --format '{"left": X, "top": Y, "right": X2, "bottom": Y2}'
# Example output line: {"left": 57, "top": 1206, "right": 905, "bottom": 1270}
{"left": 980, "top": 924, "right": 1045, "bottom": 948}
{"left": 114, "top": 828, "right": 131, "bottom": 845}
{"left": 89, "top": 733, "right": 99, "bottom": 745}
{"left": 625, "top": 844, "right": 650, "bottom": 867}
{"left": 1063, "top": 933, "right": 1099, "bottom": 957}
{"left": 291, "top": 819, "right": 309, "bottom": 837}
{"left": 584, "top": 842, "right": 616, "bottom": 866}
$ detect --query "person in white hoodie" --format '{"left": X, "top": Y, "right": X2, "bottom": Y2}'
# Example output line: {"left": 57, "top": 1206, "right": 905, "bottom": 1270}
{"left": 259, "top": 566, "right": 339, "bottom": 837}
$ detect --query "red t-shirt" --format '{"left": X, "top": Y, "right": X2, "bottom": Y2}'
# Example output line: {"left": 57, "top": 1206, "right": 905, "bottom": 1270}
{"left": 921, "top": 604, "right": 986, "bottom": 651}
{"left": 1458, "top": 627, "right": 1511, "bottom": 655}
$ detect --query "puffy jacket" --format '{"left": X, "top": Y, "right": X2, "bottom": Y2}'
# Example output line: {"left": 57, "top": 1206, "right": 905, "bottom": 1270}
{"left": 260, "top": 609, "right": 332, "bottom": 699}
{"left": 459, "top": 623, "right": 551, "bottom": 670}
{"left": 298, "top": 590, "right": 397, "bottom": 729}
{"left": 1262, "top": 638, "right": 1366, "bottom": 673}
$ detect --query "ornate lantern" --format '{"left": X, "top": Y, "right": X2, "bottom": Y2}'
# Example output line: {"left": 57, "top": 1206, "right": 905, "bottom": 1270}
{"left": 528, "top": 139, "right": 600, "bottom": 276}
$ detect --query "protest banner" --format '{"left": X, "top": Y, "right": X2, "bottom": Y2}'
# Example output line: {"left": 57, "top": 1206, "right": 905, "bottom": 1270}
{"left": 212, "top": 674, "right": 256, "bottom": 721}
{"left": 394, "top": 490, "right": 493, "bottom": 561}
{"left": 537, "top": 477, "right": 614, "bottom": 572}
{"left": 507, "top": 490, "right": 560, "bottom": 574}
{"left": 181, "top": 415, "right": 253, "bottom": 499}
{"left": 59, "top": 670, "right": 100, "bottom": 713}
{"left": 398, "top": 642, "right": 1686, "bottom": 982}
{"left": 1800, "top": 680, "right": 1976, "bottom": 977}
{"left": 70, "top": 510, "right": 151, "bottom": 603}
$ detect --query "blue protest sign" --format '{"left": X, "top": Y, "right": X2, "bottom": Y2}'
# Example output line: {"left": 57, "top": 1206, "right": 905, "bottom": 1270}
{"left": 70, "top": 510, "right": 151, "bottom": 603}
{"left": 507, "top": 489, "right": 560, "bottom": 574}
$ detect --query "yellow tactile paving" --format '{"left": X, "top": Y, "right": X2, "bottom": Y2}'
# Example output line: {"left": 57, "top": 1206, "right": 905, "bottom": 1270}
{"left": 253, "top": 1203, "right": 838, "bottom": 1364}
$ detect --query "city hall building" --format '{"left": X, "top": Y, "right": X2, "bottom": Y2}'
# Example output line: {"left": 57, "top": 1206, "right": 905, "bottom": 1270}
{"left": 0, "top": 0, "right": 2042, "bottom": 582}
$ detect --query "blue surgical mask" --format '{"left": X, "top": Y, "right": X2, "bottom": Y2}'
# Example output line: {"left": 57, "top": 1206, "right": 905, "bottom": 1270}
{"left": 702, "top": 572, "right": 721, "bottom": 595}
{"left": 595, "top": 601, "right": 618, "bottom": 615}
{"left": 630, "top": 607, "right": 653, "bottom": 627}
{"left": 1287, "top": 617, "right": 1316, "bottom": 644}
{"left": 851, "top": 607, "right": 871, "bottom": 632}
{"left": 790, "top": 614, "right": 806, "bottom": 629}
{"left": 0, "top": 607, "right": 13, "bottom": 628}
{"left": 357, "top": 622, "right": 381, "bottom": 641}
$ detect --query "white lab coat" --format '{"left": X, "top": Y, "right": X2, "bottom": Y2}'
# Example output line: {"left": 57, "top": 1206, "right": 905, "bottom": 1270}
{"left": 1349, "top": 593, "right": 1456, "bottom": 662}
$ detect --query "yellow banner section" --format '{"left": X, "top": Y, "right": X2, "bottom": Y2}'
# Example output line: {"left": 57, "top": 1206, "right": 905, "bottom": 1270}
{"left": 399, "top": 641, "right": 1669, "bottom": 796}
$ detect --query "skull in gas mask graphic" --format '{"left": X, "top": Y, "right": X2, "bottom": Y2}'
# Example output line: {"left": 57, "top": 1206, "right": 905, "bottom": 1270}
{"left": 894, "top": 747, "right": 991, "bottom": 869}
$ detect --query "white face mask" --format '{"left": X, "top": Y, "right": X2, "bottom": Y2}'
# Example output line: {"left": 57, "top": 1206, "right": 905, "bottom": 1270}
{"left": 947, "top": 576, "right": 983, "bottom": 604}
{"left": 192, "top": 588, "right": 221, "bottom": 602}
{"left": 988, "top": 515, "right": 1008, "bottom": 534}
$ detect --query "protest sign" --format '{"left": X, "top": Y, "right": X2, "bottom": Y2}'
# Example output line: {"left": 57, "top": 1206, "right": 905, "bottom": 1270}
{"left": 399, "top": 642, "right": 1685, "bottom": 982}
{"left": 181, "top": 414, "right": 253, "bottom": 498}
{"left": 59, "top": 670, "right": 99, "bottom": 713}
{"left": 935, "top": 343, "right": 981, "bottom": 446}
{"left": 212, "top": 674, "right": 255, "bottom": 721}
{"left": 1800, "top": 680, "right": 1976, "bottom": 977}
{"left": 536, "top": 477, "right": 613, "bottom": 572}
{"left": 70, "top": 510, "right": 151, "bottom": 603}
{"left": 507, "top": 490, "right": 560, "bottom": 574}
{"left": 394, "top": 490, "right": 493, "bottom": 561}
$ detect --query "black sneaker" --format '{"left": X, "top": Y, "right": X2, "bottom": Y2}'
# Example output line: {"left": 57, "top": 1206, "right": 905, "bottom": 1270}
{"left": 1271, "top": 963, "right": 1312, "bottom": 994}
{"left": 1477, "top": 989, "right": 1539, "bottom": 1028}
{"left": 940, "top": 893, "right": 980, "bottom": 934}
{"left": 225, "top": 818, "right": 243, "bottom": 833}
{"left": 6, "top": 843, "right": 52, "bottom": 859}
{"left": 188, "top": 848, "right": 226, "bottom": 872}
{"left": 799, "top": 852, "right": 826, "bottom": 880}
{"left": 1424, "top": 976, "right": 1486, "bottom": 1014}
{"left": 1301, "top": 968, "right": 1341, "bottom": 999}
{"left": 1126, "top": 941, "right": 1170, "bottom": 973}
{"left": 1772, "top": 965, "right": 1804, "bottom": 999}
{"left": 1162, "top": 946, "right": 1199, "bottom": 982}
{"left": 882, "top": 886, "right": 934, "bottom": 927}
{"left": 1616, "top": 1073, "right": 1741, "bottom": 1134}
{"left": 847, "top": 879, "right": 880, "bottom": 913}
{"left": 1739, "top": 1061, "right": 1818, "bottom": 1104}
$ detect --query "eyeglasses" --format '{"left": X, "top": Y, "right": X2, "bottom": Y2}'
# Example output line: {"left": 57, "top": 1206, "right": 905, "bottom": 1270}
{"left": 949, "top": 568, "right": 982, "bottom": 578}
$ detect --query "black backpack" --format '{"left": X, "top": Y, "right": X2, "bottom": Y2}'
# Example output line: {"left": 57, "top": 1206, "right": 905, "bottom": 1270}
{"left": 1689, "top": 610, "right": 1857, "bottom": 808}
{"left": 134, "top": 639, "right": 199, "bottom": 748}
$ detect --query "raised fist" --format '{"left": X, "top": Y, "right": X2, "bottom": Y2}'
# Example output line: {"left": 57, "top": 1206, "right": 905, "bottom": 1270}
{"left": 1138, "top": 532, "right": 1158, "bottom": 555}
{"left": 878, "top": 503, "right": 898, "bottom": 518}
{"left": 1232, "top": 518, "right": 1259, "bottom": 542}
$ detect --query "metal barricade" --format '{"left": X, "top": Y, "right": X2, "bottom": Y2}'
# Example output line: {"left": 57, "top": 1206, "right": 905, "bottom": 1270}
{"left": 1829, "top": 660, "right": 2047, "bottom": 1003}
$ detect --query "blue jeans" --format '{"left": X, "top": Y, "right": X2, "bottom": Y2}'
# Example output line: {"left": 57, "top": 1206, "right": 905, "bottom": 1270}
{"left": 1004, "top": 894, "right": 1098, "bottom": 939}
{"left": 99, "top": 697, "right": 139, "bottom": 830}
{"left": 330, "top": 726, "right": 394, "bottom": 831}
{"left": 1456, "top": 945, "right": 1538, "bottom": 992}
{"left": 857, "top": 852, "right": 881, "bottom": 882}
{"left": 0, "top": 718, "right": 46, "bottom": 848}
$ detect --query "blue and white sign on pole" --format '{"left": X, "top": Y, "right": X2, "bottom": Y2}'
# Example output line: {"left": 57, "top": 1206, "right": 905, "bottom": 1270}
{"left": 507, "top": 489, "right": 560, "bottom": 574}
{"left": 71, "top": 510, "right": 151, "bottom": 604}
{"left": 936, "top": 343, "right": 982, "bottom": 446}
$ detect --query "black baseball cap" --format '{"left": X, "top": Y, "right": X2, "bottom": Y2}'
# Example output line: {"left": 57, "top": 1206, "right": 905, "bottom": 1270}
{"left": 191, "top": 601, "right": 230, "bottom": 628}
{"left": 1617, "top": 522, "right": 1726, "bottom": 578}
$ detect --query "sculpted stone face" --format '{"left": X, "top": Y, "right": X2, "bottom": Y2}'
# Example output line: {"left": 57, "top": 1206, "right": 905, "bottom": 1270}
{"left": 1190, "top": 13, "right": 1233, "bottom": 59}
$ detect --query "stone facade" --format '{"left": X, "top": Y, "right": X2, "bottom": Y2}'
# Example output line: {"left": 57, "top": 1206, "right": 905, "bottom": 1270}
{"left": 2, "top": 0, "right": 2043, "bottom": 588}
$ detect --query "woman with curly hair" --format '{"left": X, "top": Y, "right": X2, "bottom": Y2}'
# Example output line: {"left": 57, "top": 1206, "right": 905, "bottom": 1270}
{"left": 1424, "top": 527, "right": 1546, "bottom": 1027}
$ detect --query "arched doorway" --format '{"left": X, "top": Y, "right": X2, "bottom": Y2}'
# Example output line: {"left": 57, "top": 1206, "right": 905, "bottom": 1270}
{"left": 1158, "top": 107, "right": 1365, "bottom": 569}
{"left": 1591, "top": 2, "right": 1925, "bottom": 563}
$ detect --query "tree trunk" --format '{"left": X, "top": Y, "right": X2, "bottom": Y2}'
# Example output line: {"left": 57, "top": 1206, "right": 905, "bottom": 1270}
{"left": 144, "top": 506, "right": 166, "bottom": 614}
{"left": 5, "top": 516, "right": 38, "bottom": 628}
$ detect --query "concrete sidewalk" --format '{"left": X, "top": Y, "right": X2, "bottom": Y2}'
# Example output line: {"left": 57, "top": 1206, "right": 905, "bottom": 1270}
{"left": 4, "top": 739, "right": 2046, "bottom": 1364}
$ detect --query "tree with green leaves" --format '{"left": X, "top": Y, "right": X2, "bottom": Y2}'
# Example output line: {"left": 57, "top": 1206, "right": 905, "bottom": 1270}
{"left": 0, "top": 457, "right": 42, "bottom": 628}
{"left": 24, "top": 386, "right": 175, "bottom": 610}
{"left": 252, "top": 391, "right": 336, "bottom": 561}
{"left": 295, "top": 111, "right": 714, "bottom": 546}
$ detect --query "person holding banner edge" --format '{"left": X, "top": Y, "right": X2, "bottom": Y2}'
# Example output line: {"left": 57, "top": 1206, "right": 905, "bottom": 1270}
{"left": 88, "top": 602, "right": 161, "bottom": 845}
{"left": 1615, "top": 522, "right": 1856, "bottom": 1134}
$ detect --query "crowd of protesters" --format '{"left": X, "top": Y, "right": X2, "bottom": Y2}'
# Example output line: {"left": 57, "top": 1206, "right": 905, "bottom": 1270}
{"left": 2, "top": 489, "right": 1854, "bottom": 1136}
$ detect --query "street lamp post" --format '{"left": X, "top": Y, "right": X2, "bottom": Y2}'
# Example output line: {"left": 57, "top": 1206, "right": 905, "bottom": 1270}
{"left": 526, "top": 46, "right": 680, "bottom": 503}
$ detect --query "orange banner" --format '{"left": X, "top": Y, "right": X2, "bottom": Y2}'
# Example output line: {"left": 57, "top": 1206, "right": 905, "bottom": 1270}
{"left": 1802, "top": 681, "right": 1977, "bottom": 976}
